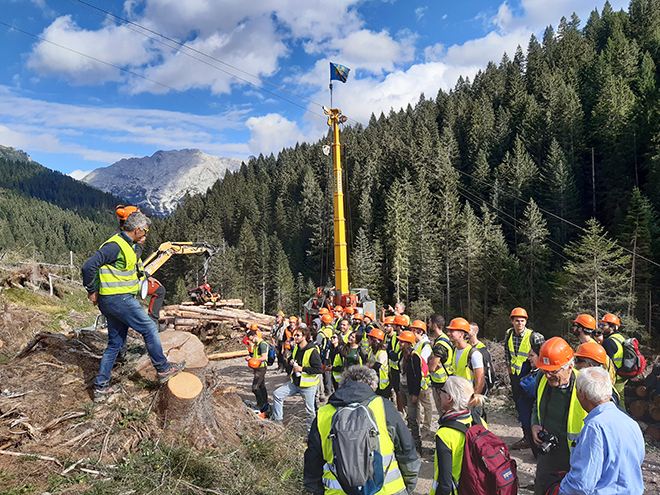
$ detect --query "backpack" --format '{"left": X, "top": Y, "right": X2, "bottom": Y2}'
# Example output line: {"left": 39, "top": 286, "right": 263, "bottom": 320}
{"left": 267, "top": 342, "right": 276, "bottom": 366}
{"left": 468, "top": 346, "right": 496, "bottom": 395}
{"left": 616, "top": 337, "right": 646, "bottom": 378}
{"left": 329, "top": 398, "right": 384, "bottom": 495}
{"left": 445, "top": 416, "right": 518, "bottom": 495}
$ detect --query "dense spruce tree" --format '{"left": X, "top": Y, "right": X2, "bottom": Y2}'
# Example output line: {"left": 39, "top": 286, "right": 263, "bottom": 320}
{"left": 518, "top": 199, "right": 551, "bottom": 313}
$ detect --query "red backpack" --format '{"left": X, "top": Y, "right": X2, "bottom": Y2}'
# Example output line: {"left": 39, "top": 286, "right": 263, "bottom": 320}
{"left": 445, "top": 416, "right": 518, "bottom": 495}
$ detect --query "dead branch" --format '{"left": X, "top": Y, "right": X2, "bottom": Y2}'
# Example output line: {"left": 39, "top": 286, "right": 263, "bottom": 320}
{"left": 0, "top": 449, "right": 62, "bottom": 466}
{"left": 40, "top": 411, "right": 86, "bottom": 432}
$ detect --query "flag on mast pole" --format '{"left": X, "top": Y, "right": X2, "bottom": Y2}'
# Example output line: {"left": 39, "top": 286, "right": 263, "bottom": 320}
{"left": 330, "top": 62, "right": 350, "bottom": 83}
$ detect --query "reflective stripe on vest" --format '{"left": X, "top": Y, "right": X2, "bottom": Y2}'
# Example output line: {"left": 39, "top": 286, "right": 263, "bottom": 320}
{"left": 252, "top": 339, "right": 267, "bottom": 368}
{"left": 452, "top": 345, "right": 473, "bottom": 381}
{"left": 430, "top": 416, "right": 472, "bottom": 495}
{"left": 536, "top": 370, "right": 587, "bottom": 451}
{"left": 375, "top": 349, "right": 390, "bottom": 390}
{"left": 609, "top": 333, "right": 625, "bottom": 368}
{"left": 507, "top": 328, "right": 532, "bottom": 375}
{"left": 332, "top": 353, "right": 343, "bottom": 381}
{"left": 413, "top": 341, "right": 430, "bottom": 390}
{"left": 292, "top": 346, "right": 320, "bottom": 387}
{"left": 388, "top": 336, "right": 400, "bottom": 370}
{"left": 98, "top": 234, "right": 140, "bottom": 295}
{"left": 430, "top": 335, "right": 453, "bottom": 384}
{"left": 317, "top": 397, "right": 407, "bottom": 495}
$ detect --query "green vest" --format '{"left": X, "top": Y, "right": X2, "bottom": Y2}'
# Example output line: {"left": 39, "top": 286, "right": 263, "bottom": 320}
{"left": 430, "top": 334, "right": 453, "bottom": 385}
{"left": 536, "top": 370, "right": 587, "bottom": 451}
{"left": 608, "top": 333, "right": 625, "bottom": 368}
{"left": 98, "top": 233, "right": 140, "bottom": 295}
{"left": 292, "top": 346, "right": 320, "bottom": 388}
{"left": 507, "top": 328, "right": 532, "bottom": 375}
{"left": 317, "top": 396, "right": 407, "bottom": 495}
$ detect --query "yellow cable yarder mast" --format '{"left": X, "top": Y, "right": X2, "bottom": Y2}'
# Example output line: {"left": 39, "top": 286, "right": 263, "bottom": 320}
{"left": 324, "top": 106, "right": 349, "bottom": 300}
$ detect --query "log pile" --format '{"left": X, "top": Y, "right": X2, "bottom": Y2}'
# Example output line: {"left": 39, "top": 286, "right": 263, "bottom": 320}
{"left": 159, "top": 303, "right": 275, "bottom": 344}
{"left": 625, "top": 364, "right": 660, "bottom": 441}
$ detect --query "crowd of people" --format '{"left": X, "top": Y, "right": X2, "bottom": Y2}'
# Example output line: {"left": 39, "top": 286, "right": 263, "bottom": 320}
{"left": 248, "top": 304, "right": 646, "bottom": 495}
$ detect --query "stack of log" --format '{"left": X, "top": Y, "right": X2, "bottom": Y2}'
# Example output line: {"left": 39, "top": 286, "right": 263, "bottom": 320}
{"left": 625, "top": 364, "right": 660, "bottom": 441}
{"left": 159, "top": 302, "right": 275, "bottom": 344}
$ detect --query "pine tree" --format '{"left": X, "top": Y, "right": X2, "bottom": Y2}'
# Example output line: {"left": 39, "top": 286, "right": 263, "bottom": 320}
{"left": 455, "top": 203, "right": 484, "bottom": 320}
{"left": 518, "top": 199, "right": 551, "bottom": 313}
{"left": 542, "top": 139, "right": 579, "bottom": 245}
{"left": 269, "top": 236, "right": 295, "bottom": 315}
{"left": 385, "top": 177, "right": 412, "bottom": 303}
{"left": 557, "top": 218, "right": 633, "bottom": 320}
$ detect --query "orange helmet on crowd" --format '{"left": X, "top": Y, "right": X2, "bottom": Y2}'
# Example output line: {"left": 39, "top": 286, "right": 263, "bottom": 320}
{"left": 353, "top": 313, "right": 363, "bottom": 321}
{"left": 334, "top": 306, "right": 343, "bottom": 313}
{"left": 393, "top": 315, "right": 408, "bottom": 327}
{"left": 321, "top": 314, "right": 333, "bottom": 324}
{"left": 599, "top": 313, "right": 621, "bottom": 327}
{"left": 344, "top": 307, "right": 355, "bottom": 315}
{"left": 537, "top": 337, "right": 574, "bottom": 371}
{"left": 575, "top": 341, "right": 607, "bottom": 365}
{"left": 410, "top": 320, "right": 427, "bottom": 333}
{"left": 383, "top": 316, "right": 395, "bottom": 325}
{"left": 368, "top": 328, "right": 385, "bottom": 341}
{"left": 398, "top": 331, "right": 416, "bottom": 345}
{"left": 319, "top": 307, "right": 330, "bottom": 315}
{"left": 446, "top": 317, "right": 470, "bottom": 334}
{"left": 116, "top": 205, "right": 139, "bottom": 221}
{"left": 510, "top": 307, "right": 528, "bottom": 319}
{"left": 250, "top": 323, "right": 259, "bottom": 331}
{"left": 573, "top": 314, "right": 596, "bottom": 331}
{"left": 364, "top": 312, "right": 375, "bottom": 322}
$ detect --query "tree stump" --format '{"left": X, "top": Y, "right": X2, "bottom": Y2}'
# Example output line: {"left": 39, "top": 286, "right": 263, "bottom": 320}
{"left": 650, "top": 405, "right": 660, "bottom": 423}
{"left": 647, "top": 425, "right": 660, "bottom": 441}
{"left": 630, "top": 400, "right": 647, "bottom": 419}
{"left": 636, "top": 385, "right": 647, "bottom": 398}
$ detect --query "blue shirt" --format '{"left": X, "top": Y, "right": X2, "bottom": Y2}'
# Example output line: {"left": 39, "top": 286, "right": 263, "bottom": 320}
{"left": 559, "top": 401, "right": 645, "bottom": 495}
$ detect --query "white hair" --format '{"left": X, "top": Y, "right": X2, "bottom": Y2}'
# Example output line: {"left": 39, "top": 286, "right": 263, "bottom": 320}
{"left": 443, "top": 376, "right": 484, "bottom": 411}
{"left": 340, "top": 365, "right": 378, "bottom": 390}
{"left": 576, "top": 367, "right": 611, "bottom": 404}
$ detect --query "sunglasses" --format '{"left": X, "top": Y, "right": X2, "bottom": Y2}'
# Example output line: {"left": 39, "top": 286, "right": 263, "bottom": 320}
{"left": 592, "top": 331, "right": 603, "bottom": 337}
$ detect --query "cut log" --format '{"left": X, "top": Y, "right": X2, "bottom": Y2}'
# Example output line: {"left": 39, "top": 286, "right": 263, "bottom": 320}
{"left": 207, "top": 349, "right": 248, "bottom": 360}
{"left": 630, "top": 400, "right": 647, "bottom": 419}
{"left": 651, "top": 391, "right": 660, "bottom": 406}
{"left": 636, "top": 385, "right": 647, "bottom": 398}
{"left": 168, "top": 372, "right": 203, "bottom": 400}
{"left": 175, "top": 318, "right": 203, "bottom": 326}
{"left": 650, "top": 405, "right": 660, "bottom": 422}
{"left": 647, "top": 425, "right": 660, "bottom": 441}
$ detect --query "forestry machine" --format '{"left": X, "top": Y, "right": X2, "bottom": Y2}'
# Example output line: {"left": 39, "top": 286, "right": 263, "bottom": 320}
{"left": 141, "top": 241, "right": 222, "bottom": 304}
{"left": 303, "top": 107, "right": 376, "bottom": 326}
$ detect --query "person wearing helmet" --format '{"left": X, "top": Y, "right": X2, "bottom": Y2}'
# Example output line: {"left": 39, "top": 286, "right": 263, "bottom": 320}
{"left": 330, "top": 331, "right": 364, "bottom": 391}
{"left": 384, "top": 316, "right": 403, "bottom": 410}
{"left": 572, "top": 313, "right": 597, "bottom": 344}
{"left": 282, "top": 317, "right": 298, "bottom": 375}
{"left": 366, "top": 327, "right": 391, "bottom": 399}
{"left": 351, "top": 312, "right": 364, "bottom": 331}
{"left": 574, "top": 341, "right": 620, "bottom": 404}
{"left": 428, "top": 314, "right": 454, "bottom": 416}
{"left": 398, "top": 330, "right": 425, "bottom": 456}
{"left": 338, "top": 317, "right": 352, "bottom": 343}
{"left": 531, "top": 337, "right": 587, "bottom": 495}
{"left": 271, "top": 311, "right": 289, "bottom": 372}
{"left": 316, "top": 314, "right": 335, "bottom": 399}
{"left": 380, "top": 301, "right": 411, "bottom": 326}
{"left": 245, "top": 329, "right": 269, "bottom": 413}
{"left": 599, "top": 313, "right": 628, "bottom": 398}
{"left": 410, "top": 320, "right": 434, "bottom": 435}
{"left": 446, "top": 318, "right": 486, "bottom": 396}
{"left": 505, "top": 307, "right": 544, "bottom": 450}
{"left": 555, "top": 367, "right": 645, "bottom": 495}
{"left": 363, "top": 312, "right": 377, "bottom": 333}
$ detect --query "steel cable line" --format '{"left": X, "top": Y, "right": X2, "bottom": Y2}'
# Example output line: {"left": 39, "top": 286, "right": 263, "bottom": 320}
{"left": 455, "top": 167, "right": 660, "bottom": 269}
{"left": 70, "top": 0, "right": 362, "bottom": 125}
{"left": 0, "top": 21, "right": 230, "bottom": 110}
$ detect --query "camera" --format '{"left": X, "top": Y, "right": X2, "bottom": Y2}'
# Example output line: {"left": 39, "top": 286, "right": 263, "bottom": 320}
{"left": 537, "top": 430, "right": 559, "bottom": 455}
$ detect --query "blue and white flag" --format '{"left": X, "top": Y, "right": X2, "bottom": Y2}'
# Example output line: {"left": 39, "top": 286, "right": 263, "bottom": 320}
{"left": 330, "top": 62, "right": 350, "bottom": 83}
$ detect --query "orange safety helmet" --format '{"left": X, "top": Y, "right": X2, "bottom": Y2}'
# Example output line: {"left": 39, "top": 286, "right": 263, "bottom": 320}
{"left": 364, "top": 312, "right": 375, "bottom": 322}
{"left": 344, "top": 307, "right": 355, "bottom": 315}
{"left": 247, "top": 358, "right": 262, "bottom": 369}
{"left": 575, "top": 341, "right": 607, "bottom": 365}
{"left": 319, "top": 307, "right": 330, "bottom": 315}
{"left": 410, "top": 320, "right": 427, "bottom": 332}
{"left": 353, "top": 313, "right": 363, "bottom": 320}
{"left": 289, "top": 316, "right": 298, "bottom": 323}
{"left": 250, "top": 323, "right": 259, "bottom": 331}
{"left": 573, "top": 314, "right": 596, "bottom": 331}
{"left": 393, "top": 315, "right": 409, "bottom": 327}
{"left": 510, "top": 307, "right": 528, "bottom": 319}
{"left": 398, "top": 331, "right": 416, "bottom": 345}
{"left": 599, "top": 313, "right": 621, "bottom": 327}
{"left": 321, "top": 313, "right": 333, "bottom": 324}
{"left": 368, "top": 328, "right": 385, "bottom": 341}
{"left": 446, "top": 317, "right": 470, "bottom": 334}
{"left": 276, "top": 310, "right": 285, "bottom": 317}
{"left": 537, "top": 337, "right": 574, "bottom": 371}
{"left": 334, "top": 306, "right": 343, "bottom": 313}
{"left": 383, "top": 316, "right": 395, "bottom": 325}
{"left": 116, "top": 205, "right": 139, "bottom": 221}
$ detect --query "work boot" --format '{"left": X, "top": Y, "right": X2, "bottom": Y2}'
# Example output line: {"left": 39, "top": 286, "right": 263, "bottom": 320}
{"left": 157, "top": 360, "right": 186, "bottom": 384}
{"left": 510, "top": 437, "right": 531, "bottom": 450}
{"left": 94, "top": 385, "right": 120, "bottom": 403}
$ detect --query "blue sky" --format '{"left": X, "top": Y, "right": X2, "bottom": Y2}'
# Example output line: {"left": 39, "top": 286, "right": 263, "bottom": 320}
{"left": 1, "top": 0, "right": 629, "bottom": 178}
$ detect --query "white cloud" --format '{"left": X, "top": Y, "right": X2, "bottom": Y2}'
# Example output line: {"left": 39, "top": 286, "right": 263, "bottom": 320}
{"left": 424, "top": 43, "right": 446, "bottom": 62}
{"left": 69, "top": 169, "right": 92, "bottom": 180}
{"left": 245, "top": 113, "right": 307, "bottom": 155}
{"left": 443, "top": 28, "right": 531, "bottom": 67}
{"left": 415, "top": 7, "right": 428, "bottom": 21}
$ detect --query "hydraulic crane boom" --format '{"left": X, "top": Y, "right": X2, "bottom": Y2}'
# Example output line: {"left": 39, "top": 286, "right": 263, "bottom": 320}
{"left": 142, "top": 242, "right": 221, "bottom": 278}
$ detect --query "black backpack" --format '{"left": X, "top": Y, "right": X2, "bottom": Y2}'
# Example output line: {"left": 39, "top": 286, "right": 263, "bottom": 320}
{"left": 329, "top": 397, "right": 384, "bottom": 495}
{"left": 469, "top": 346, "right": 496, "bottom": 395}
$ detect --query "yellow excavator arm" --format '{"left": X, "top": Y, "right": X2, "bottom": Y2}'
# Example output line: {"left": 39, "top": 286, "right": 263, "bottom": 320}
{"left": 142, "top": 242, "right": 220, "bottom": 277}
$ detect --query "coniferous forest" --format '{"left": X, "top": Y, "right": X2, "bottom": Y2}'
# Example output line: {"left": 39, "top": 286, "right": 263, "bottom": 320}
{"left": 148, "top": 1, "right": 660, "bottom": 340}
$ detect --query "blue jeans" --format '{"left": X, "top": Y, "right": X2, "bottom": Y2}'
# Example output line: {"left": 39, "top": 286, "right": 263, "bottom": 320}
{"left": 272, "top": 380, "right": 318, "bottom": 430}
{"left": 94, "top": 293, "right": 169, "bottom": 390}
